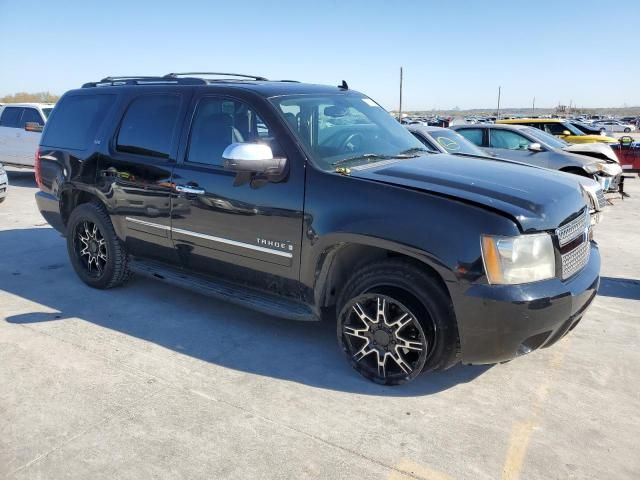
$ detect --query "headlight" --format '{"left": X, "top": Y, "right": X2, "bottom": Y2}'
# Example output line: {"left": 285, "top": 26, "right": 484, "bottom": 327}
{"left": 583, "top": 163, "right": 605, "bottom": 174}
{"left": 481, "top": 233, "right": 556, "bottom": 284}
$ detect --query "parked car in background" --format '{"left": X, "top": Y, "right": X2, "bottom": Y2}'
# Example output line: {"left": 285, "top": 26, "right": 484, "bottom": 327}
{"left": 0, "top": 103, "right": 53, "bottom": 167}
{"left": 497, "top": 118, "right": 618, "bottom": 144}
{"left": 451, "top": 123, "right": 623, "bottom": 193}
{"left": 35, "top": 73, "right": 600, "bottom": 385}
{"left": 0, "top": 163, "right": 7, "bottom": 203}
{"left": 409, "top": 125, "right": 606, "bottom": 223}
{"left": 570, "top": 120, "right": 605, "bottom": 135}
{"left": 594, "top": 120, "right": 636, "bottom": 133}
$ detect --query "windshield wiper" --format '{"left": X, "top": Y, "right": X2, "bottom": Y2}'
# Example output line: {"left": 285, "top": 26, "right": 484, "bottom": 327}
{"left": 331, "top": 150, "right": 425, "bottom": 167}
{"left": 398, "top": 147, "right": 430, "bottom": 155}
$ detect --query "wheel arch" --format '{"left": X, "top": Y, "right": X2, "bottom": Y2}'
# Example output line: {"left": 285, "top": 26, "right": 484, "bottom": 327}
{"left": 310, "top": 236, "right": 454, "bottom": 311}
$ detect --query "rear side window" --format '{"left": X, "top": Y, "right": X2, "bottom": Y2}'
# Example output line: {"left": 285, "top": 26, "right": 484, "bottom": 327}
{"left": 0, "top": 107, "right": 23, "bottom": 128}
{"left": 457, "top": 128, "right": 484, "bottom": 146}
{"left": 20, "top": 108, "right": 44, "bottom": 127}
{"left": 42, "top": 94, "right": 115, "bottom": 150}
{"left": 117, "top": 95, "right": 181, "bottom": 158}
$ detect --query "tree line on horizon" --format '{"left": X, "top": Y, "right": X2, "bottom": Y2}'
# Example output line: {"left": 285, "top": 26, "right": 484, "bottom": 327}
{"left": 0, "top": 92, "right": 60, "bottom": 104}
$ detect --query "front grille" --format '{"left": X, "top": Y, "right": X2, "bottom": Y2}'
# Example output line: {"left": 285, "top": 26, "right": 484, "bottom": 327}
{"left": 561, "top": 240, "right": 590, "bottom": 279}
{"left": 595, "top": 189, "right": 606, "bottom": 209}
{"left": 556, "top": 210, "right": 589, "bottom": 247}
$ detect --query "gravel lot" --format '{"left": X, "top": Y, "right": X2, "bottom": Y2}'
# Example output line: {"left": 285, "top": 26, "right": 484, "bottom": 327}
{"left": 1, "top": 169, "right": 639, "bottom": 480}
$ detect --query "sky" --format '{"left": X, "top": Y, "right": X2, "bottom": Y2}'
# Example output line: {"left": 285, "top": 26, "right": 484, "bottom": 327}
{"left": 1, "top": 0, "right": 638, "bottom": 111}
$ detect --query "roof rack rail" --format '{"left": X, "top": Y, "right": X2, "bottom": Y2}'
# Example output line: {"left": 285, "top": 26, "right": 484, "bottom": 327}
{"left": 164, "top": 72, "right": 268, "bottom": 81}
{"left": 82, "top": 76, "right": 208, "bottom": 88}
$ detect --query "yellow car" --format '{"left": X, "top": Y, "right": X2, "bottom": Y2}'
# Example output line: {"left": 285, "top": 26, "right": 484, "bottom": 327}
{"left": 497, "top": 118, "right": 618, "bottom": 144}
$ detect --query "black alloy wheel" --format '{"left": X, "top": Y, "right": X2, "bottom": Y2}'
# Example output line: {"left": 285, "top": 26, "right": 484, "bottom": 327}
{"left": 73, "top": 220, "right": 108, "bottom": 277}
{"left": 339, "top": 293, "right": 431, "bottom": 385}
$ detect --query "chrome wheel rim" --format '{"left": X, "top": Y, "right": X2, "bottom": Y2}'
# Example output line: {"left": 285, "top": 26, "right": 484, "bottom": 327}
{"left": 340, "top": 294, "right": 428, "bottom": 383}
{"left": 74, "top": 220, "right": 107, "bottom": 277}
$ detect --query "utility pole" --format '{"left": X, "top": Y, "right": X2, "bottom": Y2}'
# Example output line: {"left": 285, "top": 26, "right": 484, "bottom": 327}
{"left": 532, "top": 97, "right": 536, "bottom": 116}
{"left": 496, "top": 86, "right": 501, "bottom": 119}
{"left": 398, "top": 67, "right": 403, "bottom": 122}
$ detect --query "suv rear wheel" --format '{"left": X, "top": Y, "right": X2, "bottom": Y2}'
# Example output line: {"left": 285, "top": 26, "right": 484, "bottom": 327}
{"left": 336, "top": 259, "right": 459, "bottom": 385}
{"left": 66, "top": 203, "right": 130, "bottom": 289}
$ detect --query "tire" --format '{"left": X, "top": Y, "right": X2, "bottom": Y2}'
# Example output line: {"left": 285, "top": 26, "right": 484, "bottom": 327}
{"left": 66, "top": 202, "right": 131, "bottom": 289}
{"left": 624, "top": 128, "right": 631, "bottom": 133}
{"left": 336, "top": 259, "right": 459, "bottom": 385}
{"left": 0, "top": 197, "right": 5, "bottom": 203}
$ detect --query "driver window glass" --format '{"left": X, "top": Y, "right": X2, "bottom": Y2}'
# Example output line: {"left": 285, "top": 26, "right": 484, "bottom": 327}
{"left": 187, "top": 97, "right": 277, "bottom": 167}
{"left": 490, "top": 130, "right": 531, "bottom": 150}
{"left": 457, "top": 128, "right": 483, "bottom": 146}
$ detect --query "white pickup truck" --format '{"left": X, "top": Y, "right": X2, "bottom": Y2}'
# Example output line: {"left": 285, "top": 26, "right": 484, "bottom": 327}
{"left": 0, "top": 103, "right": 53, "bottom": 167}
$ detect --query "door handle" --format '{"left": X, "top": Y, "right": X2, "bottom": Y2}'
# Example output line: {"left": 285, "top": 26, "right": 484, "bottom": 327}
{"left": 175, "top": 184, "right": 205, "bottom": 195}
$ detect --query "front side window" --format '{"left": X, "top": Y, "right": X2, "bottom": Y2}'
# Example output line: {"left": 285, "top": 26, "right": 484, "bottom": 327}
{"left": 489, "top": 129, "right": 531, "bottom": 150}
{"left": 411, "top": 132, "right": 440, "bottom": 152}
{"left": 524, "top": 127, "right": 568, "bottom": 148}
{"left": 270, "top": 93, "right": 425, "bottom": 170}
{"left": 117, "top": 95, "right": 181, "bottom": 158}
{"left": 20, "top": 108, "right": 44, "bottom": 127}
{"left": 0, "top": 107, "right": 23, "bottom": 128}
{"left": 456, "top": 128, "right": 484, "bottom": 146}
{"left": 187, "top": 97, "right": 277, "bottom": 167}
{"left": 544, "top": 122, "right": 582, "bottom": 136}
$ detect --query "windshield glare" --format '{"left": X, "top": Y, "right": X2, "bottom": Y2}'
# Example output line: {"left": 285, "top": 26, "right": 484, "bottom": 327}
{"left": 429, "top": 129, "right": 487, "bottom": 156}
{"left": 525, "top": 127, "right": 569, "bottom": 149}
{"left": 270, "top": 93, "right": 425, "bottom": 169}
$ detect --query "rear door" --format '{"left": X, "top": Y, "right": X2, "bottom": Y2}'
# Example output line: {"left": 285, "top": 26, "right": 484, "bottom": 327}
{"left": 170, "top": 91, "right": 305, "bottom": 292}
{"left": 0, "top": 106, "right": 24, "bottom": 164}
{"left": 100, "top": 89, "right": 191, "bottom": 264}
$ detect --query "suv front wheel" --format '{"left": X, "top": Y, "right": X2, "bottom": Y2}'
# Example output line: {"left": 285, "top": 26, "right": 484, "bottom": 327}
{"left": 66, "top": 202, "right": 130, "bottom": 289}
{"left": 337, "top": 259, "right": 459, "bottom": 385}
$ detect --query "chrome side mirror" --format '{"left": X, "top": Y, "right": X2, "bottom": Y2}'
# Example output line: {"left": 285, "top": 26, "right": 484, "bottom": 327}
{"left": 528, "top": 142, "right": 543, "bottom": 152}
{"left": 222, "top": 143, "right": 287, "bottom": 184}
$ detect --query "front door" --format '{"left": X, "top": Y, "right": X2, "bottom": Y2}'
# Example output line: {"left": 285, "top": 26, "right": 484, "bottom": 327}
{"left": 486, "top": 128, "right": 550, "bottom": 168}
{"left": 170, "top": 93, "right": 305, "bottom": 294}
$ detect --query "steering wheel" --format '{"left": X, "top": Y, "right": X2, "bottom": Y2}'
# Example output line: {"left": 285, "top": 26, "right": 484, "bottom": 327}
{"left": 340, "top": 133, "right": 365, "bottom": 153}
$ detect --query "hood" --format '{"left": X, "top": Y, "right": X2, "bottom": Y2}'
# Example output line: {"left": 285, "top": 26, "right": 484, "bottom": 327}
{"left": 562, "top": 142, "right": 619, "bottom": 163}
{"left": 569, "top": 134, "right": 617, "bottom": 144}
{"left": 350, "top": 154, "right": 587, "bottom": 232}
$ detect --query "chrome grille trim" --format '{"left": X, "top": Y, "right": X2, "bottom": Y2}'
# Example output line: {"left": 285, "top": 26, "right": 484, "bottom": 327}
{"left": 595, "top": 189, "right": 606, "bottom": 210}
{"left": 561, "top": 241, "right": 590, "bottom": 280}
{"left": 555, "top": 210, "right": 589, "bottom": 247}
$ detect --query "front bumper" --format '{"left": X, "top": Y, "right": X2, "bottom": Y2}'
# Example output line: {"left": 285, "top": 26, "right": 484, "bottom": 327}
{"left": 35, "top": 191, "right": 65, "bottom": 234}
{"left": 455, "top": 242, "right": 600, "bottom": 364}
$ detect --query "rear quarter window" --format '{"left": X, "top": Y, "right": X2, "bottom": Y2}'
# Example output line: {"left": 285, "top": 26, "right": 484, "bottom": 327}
{"left": 41, "top": 94, "right": 115, "bottom": 150}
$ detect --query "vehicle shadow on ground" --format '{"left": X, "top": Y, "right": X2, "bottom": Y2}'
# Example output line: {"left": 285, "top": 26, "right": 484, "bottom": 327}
{"left": 598, "top": 277, "right": 640, "bottom": 300}
{"left": 5, "top": 170, "right": 36, "bottom": 188}
{"left": 1, "top": 227, "right": 490, "bottom": 396}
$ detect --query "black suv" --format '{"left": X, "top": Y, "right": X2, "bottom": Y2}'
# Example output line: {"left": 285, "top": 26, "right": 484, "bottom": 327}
{"left": 35, "top": 73, "right": 600, "bottom": 385}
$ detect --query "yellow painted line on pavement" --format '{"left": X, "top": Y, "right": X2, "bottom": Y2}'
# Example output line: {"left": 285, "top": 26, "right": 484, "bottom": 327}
{"left": 501, "top": 342, "right": 569, "bottom": 480}
{"left": 388, "top": 458, "right": 453, "bottom": 480}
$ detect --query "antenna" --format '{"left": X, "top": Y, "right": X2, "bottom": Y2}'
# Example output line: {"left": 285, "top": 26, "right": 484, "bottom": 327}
{"left": 338, "top": 80, "right": 349, "bottom": 90}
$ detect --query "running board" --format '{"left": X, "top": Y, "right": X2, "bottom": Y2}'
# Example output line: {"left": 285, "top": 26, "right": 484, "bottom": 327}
{"left": 128, "top": 258, "right": 317, "bottom": 322}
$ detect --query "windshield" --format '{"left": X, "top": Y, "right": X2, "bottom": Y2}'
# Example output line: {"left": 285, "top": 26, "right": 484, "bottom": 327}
{"left": 560, "top": 121, "right": 584, "bottom": 136}
{"left": 524, "top": 127, "right": 569, "bottom": 149}
{"left": 428, "top": 129, "right": 487, "bottom": 156}
{"left": 270, "top": 93, "right": 426, "bottom": 170}
{"left": 42, "top": 108, "right": 53, "bottom": 119}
